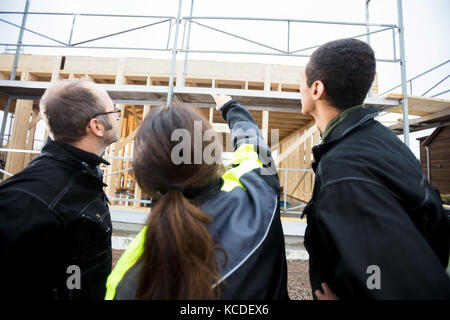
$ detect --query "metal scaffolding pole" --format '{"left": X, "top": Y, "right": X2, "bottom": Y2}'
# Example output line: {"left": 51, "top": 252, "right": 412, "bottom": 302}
{"left": 365, "top": 0, "right": 372, "bottom": 97}
{"left": 167, "top": 0, "right": 183, "bottom": 106}
{"left": 185, "top": 16, "right": 396, "bottom": 27}
{"left": 181, "top": 0, "right": 194, "bottom": 87}
{"left": 0, "top": 0, "right": 29, "bottom": 149}
{"left": 380, "top": 60, "right": 449, "bottom": 96}
{"left": 68, "top": 14, "right": 77, "bottom": 45}
{"left": 365, "top": 0, "right": 371, "bottom": 46}
{"left": 397, "top": 0, "right": 410, "bottom": 147}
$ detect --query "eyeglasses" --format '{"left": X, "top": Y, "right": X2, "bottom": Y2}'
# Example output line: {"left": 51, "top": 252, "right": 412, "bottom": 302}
{"left": 94, "top": 108, "right": 121, "bottom": 117}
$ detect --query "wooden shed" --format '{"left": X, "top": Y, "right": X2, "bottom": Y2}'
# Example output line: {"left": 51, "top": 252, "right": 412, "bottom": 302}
{"left": 417, "top": 125, "right": 450, "bottom": 194}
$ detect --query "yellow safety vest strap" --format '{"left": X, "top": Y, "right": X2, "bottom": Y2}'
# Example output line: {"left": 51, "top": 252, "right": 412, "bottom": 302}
{"left": 221, "top": 144, "right": 263, "bottom": 192}
{"left": 105, "top": 226, "right": 147, "bottom": 300}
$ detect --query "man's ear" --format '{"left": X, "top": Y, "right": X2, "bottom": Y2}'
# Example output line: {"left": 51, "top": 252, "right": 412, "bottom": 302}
{"left": 87, "top": 118, "right": 105, "bottom": 138}
{"left": 312, "top": 80, "right": 325, "bottom": 101}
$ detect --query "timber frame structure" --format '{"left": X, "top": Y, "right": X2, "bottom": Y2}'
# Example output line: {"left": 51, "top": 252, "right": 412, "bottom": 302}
{"left": 0, "top": 0, "right": 449, "bottom": 216}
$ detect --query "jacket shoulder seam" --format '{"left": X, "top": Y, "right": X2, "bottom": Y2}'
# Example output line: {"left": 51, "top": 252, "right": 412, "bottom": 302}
{"left": 49, "top": 171, "right": 82, "bottom": 209}
{"left": 5, "top": 187, "right": 64, "bottom": 224}
{"left": 320, "top": 177, "right": 400, "bottom": 201}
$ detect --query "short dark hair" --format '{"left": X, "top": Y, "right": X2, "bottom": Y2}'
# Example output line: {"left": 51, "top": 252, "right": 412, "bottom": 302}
{"left": 40, "top": 80, "right": 111, "bottom": 143}
{"left": 305, "top": 38, "right": 376, "bottom": 110}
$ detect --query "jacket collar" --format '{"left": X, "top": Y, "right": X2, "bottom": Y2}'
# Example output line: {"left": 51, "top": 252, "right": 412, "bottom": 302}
{"left": 312, "top": 106, "right": 379, "bottom": 164}
{"left": 39, "top": 138, "right": 109, "bottom": 183}
{"left": 41, "top": 137, "right": 110, "bottom": 167}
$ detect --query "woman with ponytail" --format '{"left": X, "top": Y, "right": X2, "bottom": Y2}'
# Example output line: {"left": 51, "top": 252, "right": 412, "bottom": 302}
{"left": 105, "top": 94, "right": 289, "bottom": 300}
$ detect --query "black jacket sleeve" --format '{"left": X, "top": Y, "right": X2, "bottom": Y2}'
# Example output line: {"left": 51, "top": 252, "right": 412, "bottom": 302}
{"left": 0, "top": 188, "right": 62, "bottom": 298}
{"left": 315, "top": 178, "right": 450, "bottom": 299}
{"left": 220, "top": 99, "right": 279, "bottom": 183}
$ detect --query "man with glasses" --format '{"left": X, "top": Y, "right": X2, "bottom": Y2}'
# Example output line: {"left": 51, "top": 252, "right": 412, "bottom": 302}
{"left": 0, "top": 80, "right": 120, "bottom": 299}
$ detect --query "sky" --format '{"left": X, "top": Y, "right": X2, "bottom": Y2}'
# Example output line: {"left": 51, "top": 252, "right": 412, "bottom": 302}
{"left": 0, "top": 0, "right": 449, "bottom": 158}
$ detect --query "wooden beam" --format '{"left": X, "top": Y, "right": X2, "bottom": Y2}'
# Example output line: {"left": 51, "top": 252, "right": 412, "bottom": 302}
{"left": 389, "top": 108, "right": 450, "bottom": 131}
{"left": 264, "top": 65, "right": 271, "bottom": 92}
{"left": 299, "top": 139, "right": 306, "bottom": 200}
{"left": 51, "top": 56, "right": 62, "bottom": 81}
{"left": 304, "top": 132, "right": 312, "bottom": 201}
{"left": 143, "top": 105, "right": 151, "bottom": 118}
{"left": 292, "top": 132, "right": 300, "bottom": 198}
{"left": 313, "top": 130, "right": 320, "bottom": 147}
{"left": 28, "top": 114, "right": 42, "bottom": 130}
{"left": 271, "top": 128, "right": 298, "bottom": 152}
{"left": 105, "top": 103, "right": 126, "bottom": 197}
{"left": 133, "top": 181, "right": 142, "bottom": 208}
{"left": 134, "top": 105, "right": 147, "bottom": 208}
{"left": 289, "top": 171, "right": 308, "bottom": 199}
{"left": 4, "top": 72, "right": 37, "bottom": 178}
{"left": 371, "top": 72, "right": 379, "bottom": 96}
{"left": 23, "top": 109, "right": 40, "bottom": 164}
{"left": 209, "top": 107, "right": 214, "bottom": 123}
{"left": 212, "top": 123, "right": 230, "bottom": 133}
{"left": 262, "top": 110, "right": 269, "bottom": 142}
{"left": 384, "top": 94, "right": 450, "bottom": 116}
{"left": 122, "top": 140, "right": 132, "bottom": 197}
{"left": 131, "top": 105, "right": 141, "bottom": 126}
{"left": 117, "top": 126, "right": 138, "bottom": 151}
{"left": 275, "top": 122, "right": 317, "bottom": 165}
{"left": 115, "top": 57, "right": 127, "bottom": 85}
{"left": 104, "top": 58, "right": 129, "bottom": 197}
{"left": 41, "top": 58, "right": 62, "bottom": 142}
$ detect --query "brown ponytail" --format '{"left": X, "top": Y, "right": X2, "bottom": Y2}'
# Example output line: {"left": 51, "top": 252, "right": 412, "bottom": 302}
{"left": 133, "top": 104, "right": 224, "bottom": 299}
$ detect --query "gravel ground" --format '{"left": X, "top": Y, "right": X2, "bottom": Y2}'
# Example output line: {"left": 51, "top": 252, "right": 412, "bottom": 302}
{"left": 286, "top": 259, "right": 313, "bottom": 300}
{"left": 112, "top": 249, "right": 312, "bottom": 300}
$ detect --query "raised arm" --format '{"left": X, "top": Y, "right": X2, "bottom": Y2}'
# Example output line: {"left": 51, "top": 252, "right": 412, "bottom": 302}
{"left": 211, "top": 94, "right": 277, "bottom": 177}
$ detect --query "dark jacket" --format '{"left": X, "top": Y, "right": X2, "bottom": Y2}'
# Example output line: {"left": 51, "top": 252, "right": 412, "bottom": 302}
{"left": 303, "top": 106, "right": 450, "bottom": 299}
{"left": 105, "top": 100, "right": 289, "bottom": 300}
{"left": 0, "top": 139, "right": 112, "bottom": 300}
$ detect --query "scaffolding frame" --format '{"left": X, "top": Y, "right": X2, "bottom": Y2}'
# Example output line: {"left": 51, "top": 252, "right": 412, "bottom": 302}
{"left": 381, "top": 60, "right": 450, "bottom": 97}
{"left": 0, "top": 0, "right": 414, "bottom": 148}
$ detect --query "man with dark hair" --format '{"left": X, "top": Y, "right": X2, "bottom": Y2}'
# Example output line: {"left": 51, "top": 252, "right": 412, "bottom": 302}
{"left": 0, "top": 80, "right": 120, "bottom": 299}
{"left": 300, "top": 38, "right": 450, "bottom": 299}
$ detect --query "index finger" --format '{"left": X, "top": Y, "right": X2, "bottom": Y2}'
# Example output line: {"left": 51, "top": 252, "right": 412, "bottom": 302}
{"left": 314, "top": 289, "right": 325, "bottom": 300}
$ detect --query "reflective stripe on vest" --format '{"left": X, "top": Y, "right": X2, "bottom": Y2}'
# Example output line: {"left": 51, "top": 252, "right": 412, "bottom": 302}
{"left": 105, "top": 226, "right": 147, "bottom": 300}
{"left": 221, "top": 144, "right": 262, "bottom": 192}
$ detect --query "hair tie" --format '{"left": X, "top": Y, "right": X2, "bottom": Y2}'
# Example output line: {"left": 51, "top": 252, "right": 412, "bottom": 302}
{"left": 167, "top": 185, "right": 184, "bottom": 193}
